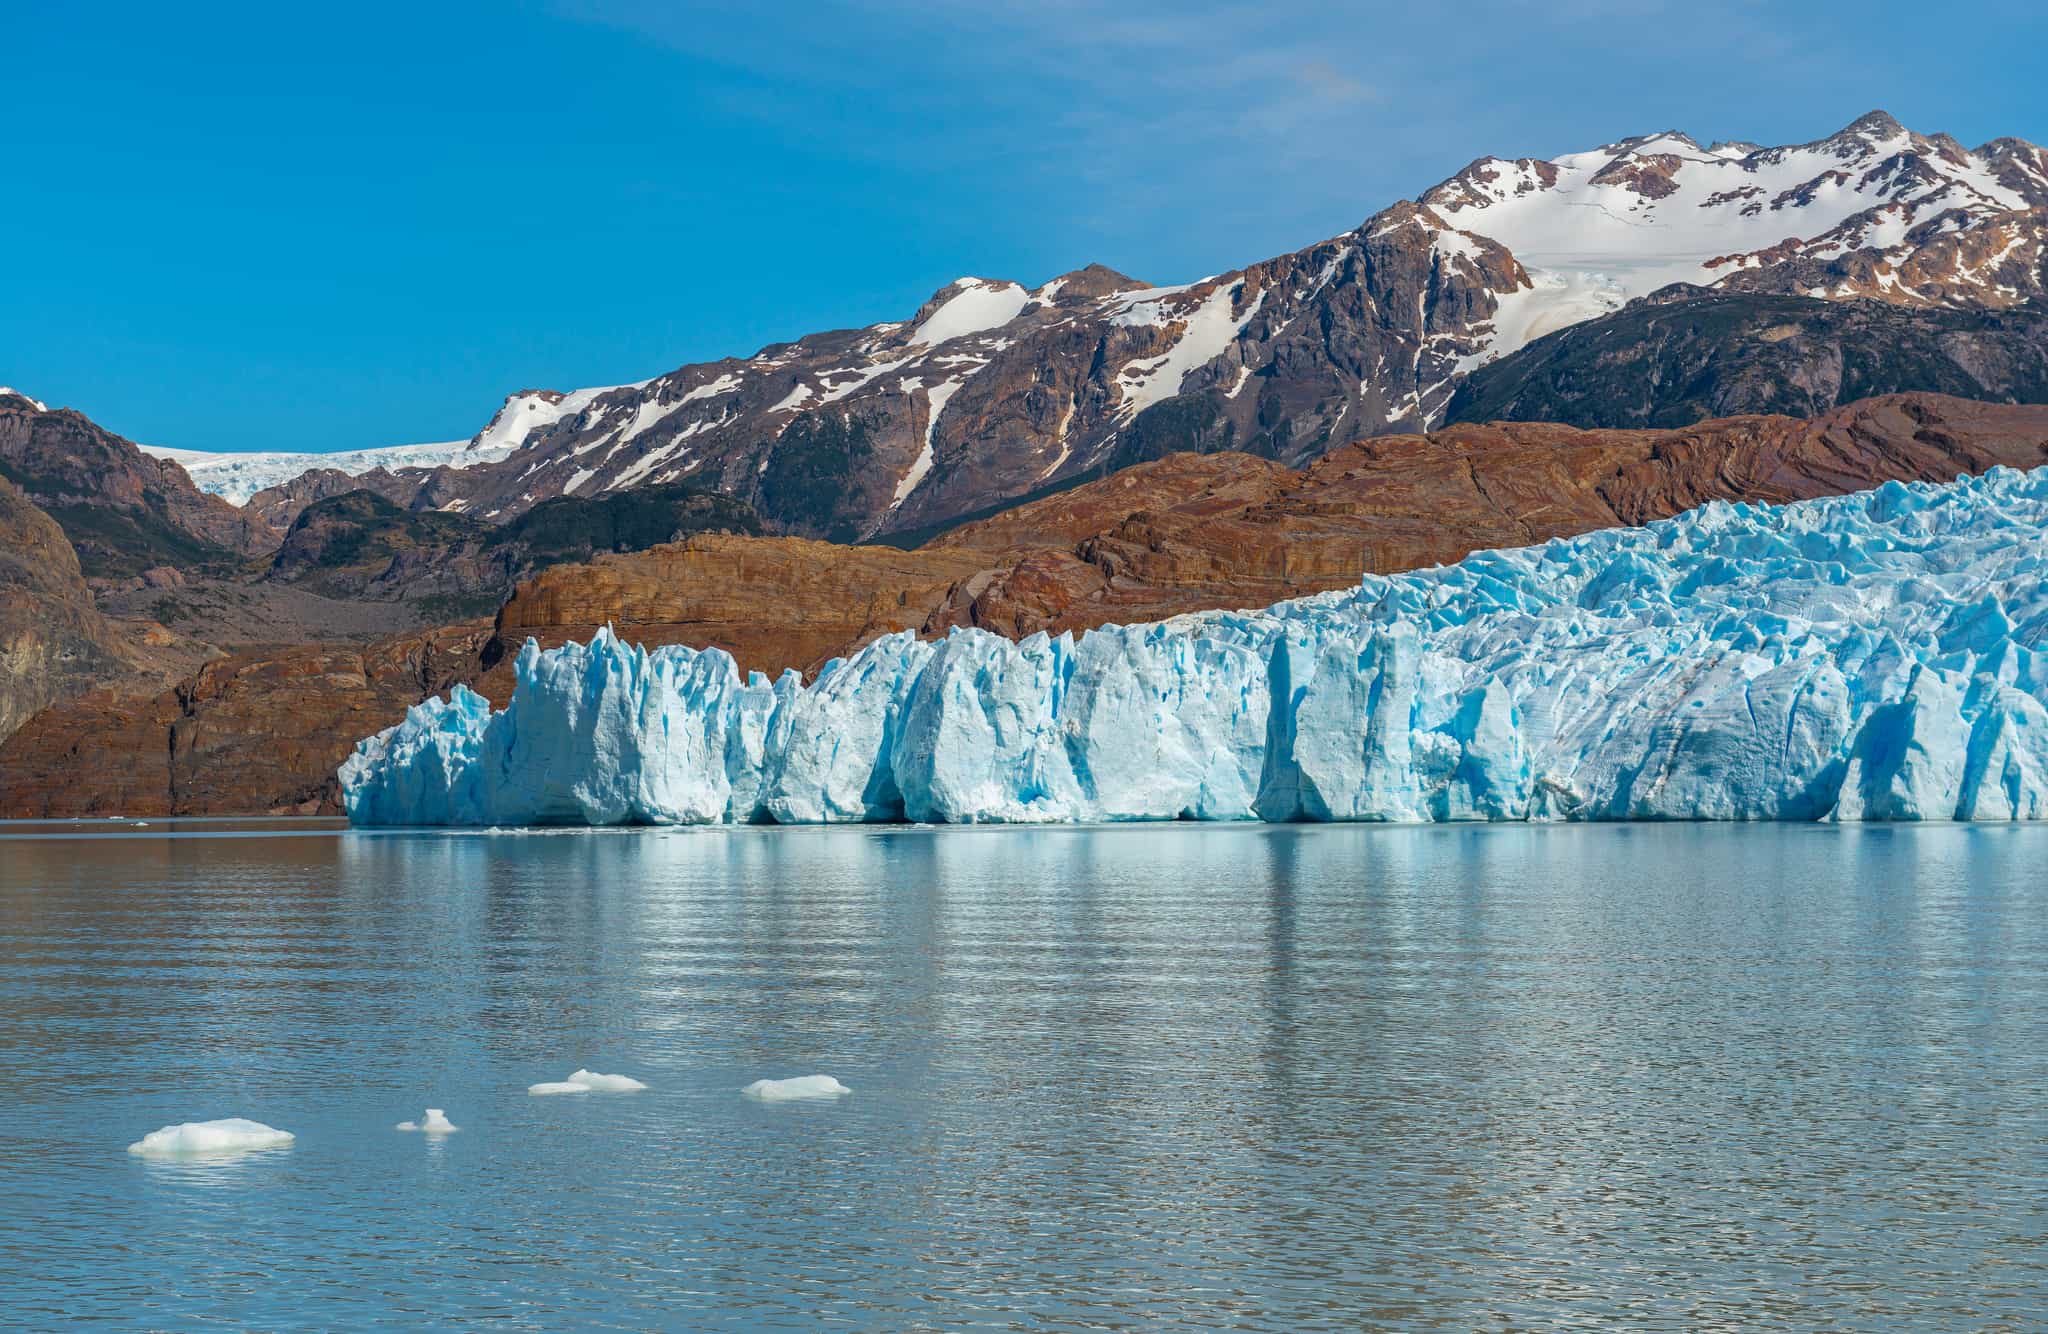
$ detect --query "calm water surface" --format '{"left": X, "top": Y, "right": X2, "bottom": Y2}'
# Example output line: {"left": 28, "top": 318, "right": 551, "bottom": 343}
{"left": 0, "top": 821, "right": 2043, "bottom": 1330}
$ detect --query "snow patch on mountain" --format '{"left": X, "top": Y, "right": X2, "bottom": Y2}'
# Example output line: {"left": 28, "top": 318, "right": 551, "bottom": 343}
{"left": 678, "top": 373, "right": 741, "bottom": 405}
{"left": 895, "top": 378, "right": 960, "bottom": 507}
{"left": 910, "top": 279, "right": 1031, "bottom": 347}
{"left": 473, "top": 385, "right": 634, "bottom": 455}
{"left": 1116, "top": 283, "right": 1264, "bottom": 419}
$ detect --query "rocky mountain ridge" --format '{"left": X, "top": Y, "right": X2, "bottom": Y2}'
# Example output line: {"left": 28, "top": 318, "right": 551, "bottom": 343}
{"left": 263, "top": 111, "right": 2045, "bottom": 542}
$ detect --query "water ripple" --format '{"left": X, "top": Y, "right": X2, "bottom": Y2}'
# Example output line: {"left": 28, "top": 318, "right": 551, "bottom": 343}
{"left": 0, "top": 822, "right": 2043, "bottom": 1329}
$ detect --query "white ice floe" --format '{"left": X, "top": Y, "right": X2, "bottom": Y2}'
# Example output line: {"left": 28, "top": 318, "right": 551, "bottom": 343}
{"left": 743, "top": 1075, "right": 851, "bottom": 1101}
{"left": 127, "top": 1118, "right": 295, "bottom": 1157}
{"left": 396, "top": 1108, "right": 459, "bottom": 1133}
{"left": 527, "top": 1069, "right": 648, "bottom": 1095}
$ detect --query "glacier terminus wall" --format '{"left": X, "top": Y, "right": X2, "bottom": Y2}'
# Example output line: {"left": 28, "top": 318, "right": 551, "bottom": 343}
{"left": 342, "top": 466, "right": 2048, "bottom": 826}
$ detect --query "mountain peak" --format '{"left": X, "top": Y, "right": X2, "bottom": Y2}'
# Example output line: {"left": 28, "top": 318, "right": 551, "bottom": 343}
{"left": 1839, "top": 109, "right": 1907, "bottom": 140}
{"left": 1605, "top": 129, "right": 1702, "bottom": 156}
{"left": 1038, "top": 264, "right": 1147, "bottom": 302}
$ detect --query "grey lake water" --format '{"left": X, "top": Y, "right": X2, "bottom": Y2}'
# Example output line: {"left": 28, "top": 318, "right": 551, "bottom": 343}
{"left": 0, "top": 821, "right": 2044, "bottom": 1331}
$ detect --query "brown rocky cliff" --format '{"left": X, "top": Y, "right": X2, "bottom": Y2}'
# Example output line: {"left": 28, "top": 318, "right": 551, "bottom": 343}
{"left": 484, "top": 537, "right": 993, "bottom": 685}
{"left": 0, "top": 622, "right": 491, "bottom": 817}
{"left": 0, "top": 483, "right": 138, "bottom": 741}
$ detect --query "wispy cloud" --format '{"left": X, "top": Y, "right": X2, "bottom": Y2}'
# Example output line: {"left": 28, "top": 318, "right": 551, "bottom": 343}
{"left": 547, "top": 0, "right": 2020, "bottom": 279}
{"left": 1296, "top": 61, "right": 1377, "bottom": 104}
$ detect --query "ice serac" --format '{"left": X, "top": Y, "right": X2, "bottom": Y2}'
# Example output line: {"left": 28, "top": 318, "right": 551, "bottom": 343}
{"left": 342, "top": 467, "right": 2048, "bottom": 826}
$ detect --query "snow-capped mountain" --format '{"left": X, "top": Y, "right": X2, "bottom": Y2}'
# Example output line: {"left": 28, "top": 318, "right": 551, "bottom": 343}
{"left": 1417, "top": 110, "right": 2046, "bottom": 347}
{"left": 243, "top": 111, "right": 2048, "bottom": 540}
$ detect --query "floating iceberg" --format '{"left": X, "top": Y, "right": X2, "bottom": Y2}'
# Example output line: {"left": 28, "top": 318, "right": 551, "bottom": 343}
{"left": 127, "top": 1118, "right": 296, "bottom": 1157}
{"left": 744, "top": 1075, "right": 851, "bottom": 1101}
{"left": 396, "top": 1109, "right": 459, "bottom": 1133}
{"left": 344, "top": 466, "right": 2048, "bottom": 826}
{"left": 527, "top": 1069, "right": 648, "bottom": 1095}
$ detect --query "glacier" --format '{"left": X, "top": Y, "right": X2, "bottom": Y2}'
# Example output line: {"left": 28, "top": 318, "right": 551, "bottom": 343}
{"left": 342, "top": 466, "right": 2048, "bottom": 826}
{"left": 140, "top": 439, "right": 515, "bottom": 507}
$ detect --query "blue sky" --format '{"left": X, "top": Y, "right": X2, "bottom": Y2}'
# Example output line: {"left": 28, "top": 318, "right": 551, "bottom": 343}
{"left": 4, "top": 0, "right": 2043, "bottom": 453}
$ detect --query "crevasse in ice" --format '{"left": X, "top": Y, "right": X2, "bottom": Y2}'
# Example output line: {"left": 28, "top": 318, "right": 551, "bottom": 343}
{"left": 341, "top": 466, "right": 2048, "bottom": 825}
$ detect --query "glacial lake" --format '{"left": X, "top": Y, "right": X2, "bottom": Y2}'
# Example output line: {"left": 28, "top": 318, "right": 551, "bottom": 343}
{"left": 1, "top": 821, "right": 2044, "bottom": 1330}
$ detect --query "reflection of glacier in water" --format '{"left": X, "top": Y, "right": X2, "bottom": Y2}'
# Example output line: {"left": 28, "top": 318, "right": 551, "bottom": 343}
{"left": 343, "top": 467, "right": 2048, "bottom": 827}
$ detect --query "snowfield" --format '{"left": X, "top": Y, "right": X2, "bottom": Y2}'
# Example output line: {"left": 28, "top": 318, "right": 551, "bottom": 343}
{"left": 342, "top": 466, "right": 2048, "bottom": 828}
{"left": 910, "top": 278, "right": 1032, "bottom": 347}
{"left": 143, "top": 439, "right": 511, "bottom": 506}
{"left": 133, "top": 381, "right": 647, "bottom": 506}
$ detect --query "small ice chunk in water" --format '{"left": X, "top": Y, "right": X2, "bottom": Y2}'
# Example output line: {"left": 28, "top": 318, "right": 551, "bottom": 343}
{"left": 527, "top": 1068, "right": 648, "bottom": 1095}
{"left": 396, "top": 1108, "right": 459, "bottom": 1133}
{"left": 127, "top": 1118, "right": 295, "bottom": 1157}
{"left": 743, "top": 1075, "right": 851, "bottom": 1101}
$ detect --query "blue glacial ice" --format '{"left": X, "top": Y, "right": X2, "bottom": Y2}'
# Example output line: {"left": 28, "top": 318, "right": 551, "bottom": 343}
{"left": 342, "top": 466, "right": 2048, "bottom": 825}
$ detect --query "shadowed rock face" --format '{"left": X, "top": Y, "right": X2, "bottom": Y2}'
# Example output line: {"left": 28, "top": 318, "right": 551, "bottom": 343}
{"left": 0, "top": 392, "right": 277, "bottom": 575}
{"left": 1446, "top": 292, "right": 2048, "bottom": 429}
{"left": 260, "top": 483, "right": 768, "bottom": 621}
{"left": 0, "top": 483, "right": 136, "bottom": 741}
{"left": 5, "top": 393, "right": 2044, "bottom": 817}
{"left": 243, "top": 464, "right": 454, "bottom": 531}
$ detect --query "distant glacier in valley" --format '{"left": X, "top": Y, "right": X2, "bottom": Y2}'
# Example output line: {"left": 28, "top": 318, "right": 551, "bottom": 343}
{"left": 342, "top": 465, "right": 2048, "bottom": 826}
